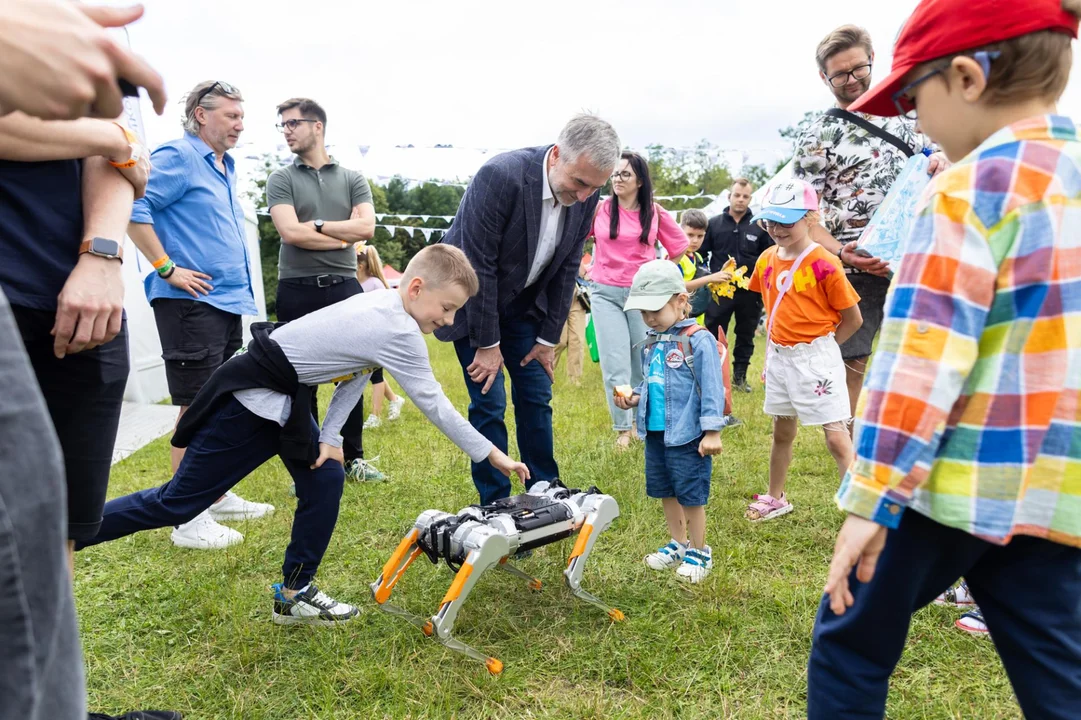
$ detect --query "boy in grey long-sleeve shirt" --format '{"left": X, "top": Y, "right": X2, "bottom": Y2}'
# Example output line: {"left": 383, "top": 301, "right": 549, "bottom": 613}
{"left": 78, "top": 246, "right": 530, "bottom": 626}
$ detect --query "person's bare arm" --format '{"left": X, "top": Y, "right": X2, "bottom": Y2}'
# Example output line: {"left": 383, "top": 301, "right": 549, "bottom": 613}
{"left": 269, "top": 204, "right": 350, "bottom": 251}
{"left": 686, "top": 270, "right": 732, "bottom": 292}
{"left": 0, "top": 111, "right": 128, "bottom": 163}
{"left": 321, "top": 203, "right": 375, "bottom": 243}
{"left": 52, "top": 156, "right": 134, "bottom": 358}
{"left": 834, "top": 304, "right": 864, "bottom": 347}
{"left": 127, "top": 222, "right": 213, "bottom": 298}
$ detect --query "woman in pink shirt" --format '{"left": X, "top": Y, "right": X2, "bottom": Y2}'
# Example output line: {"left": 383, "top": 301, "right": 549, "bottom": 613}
{"left": 591, "top": 151, "right": 688, "bottom": 449}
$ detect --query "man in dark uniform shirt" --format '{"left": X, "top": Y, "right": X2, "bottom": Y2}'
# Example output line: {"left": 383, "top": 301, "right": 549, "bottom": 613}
{"left": 701, "top": 178, "right": 773, "bottom": 392}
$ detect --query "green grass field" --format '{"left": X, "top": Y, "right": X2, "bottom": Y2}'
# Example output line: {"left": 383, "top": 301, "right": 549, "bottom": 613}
{"left": 77, "top": 335, "right": 1021, "bottom": 719}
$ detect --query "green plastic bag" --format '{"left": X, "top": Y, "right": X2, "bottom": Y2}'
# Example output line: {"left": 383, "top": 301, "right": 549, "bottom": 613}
{"left": 585, "top": 313, "right": 599, "bottom": 363}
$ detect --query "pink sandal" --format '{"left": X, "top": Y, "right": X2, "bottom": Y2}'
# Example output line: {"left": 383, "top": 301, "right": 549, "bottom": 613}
{"left": 745, "top": 493, "right": 794, "bottom": 522}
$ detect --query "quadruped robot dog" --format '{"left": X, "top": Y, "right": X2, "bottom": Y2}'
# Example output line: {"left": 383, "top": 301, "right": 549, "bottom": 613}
{"left": 370, "top": 480, "right": 622, "bottom": 674}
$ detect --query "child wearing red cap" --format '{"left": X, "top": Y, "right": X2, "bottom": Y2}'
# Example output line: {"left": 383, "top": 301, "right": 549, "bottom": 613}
{"left": 807, "top": 1, "right": 1081, "bottom": 718}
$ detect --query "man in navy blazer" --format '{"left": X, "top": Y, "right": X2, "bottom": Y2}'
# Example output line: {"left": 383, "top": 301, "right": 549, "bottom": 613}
{"left": 438, "top": 114, "right": 621, "bottom": 503}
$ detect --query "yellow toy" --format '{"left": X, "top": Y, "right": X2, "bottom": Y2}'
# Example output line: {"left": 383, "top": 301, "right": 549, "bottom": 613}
{"left": 707, "top": 257, "right": 750, "bottom": 300}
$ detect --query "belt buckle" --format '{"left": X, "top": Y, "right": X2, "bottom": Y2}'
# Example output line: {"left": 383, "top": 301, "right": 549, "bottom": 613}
{"left": 316, "top": 274, "right": 333, "bottom": 288}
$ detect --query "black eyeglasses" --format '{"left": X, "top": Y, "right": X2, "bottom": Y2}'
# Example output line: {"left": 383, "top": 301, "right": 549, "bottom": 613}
{"left": 276, "top": 119, "right": 317, "bottom": 132}
{"left": 826, "top": 63, "right": 872, "bottom": 88}
{"left": 764, "top": 219, "right": 797, "bottom": 229}
{"left": 892, "top": 51, "right": 1000, "bottom": 120}
{"left": 610, "top": 171, "right": 634, "bottom": 181}
{"left": 194, "top": 80, "right": 238, "bottom": 106}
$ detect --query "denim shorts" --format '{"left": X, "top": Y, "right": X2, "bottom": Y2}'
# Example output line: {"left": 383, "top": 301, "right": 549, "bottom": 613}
{"left": 645, "top": 431, "right": 712, "bottom": 507}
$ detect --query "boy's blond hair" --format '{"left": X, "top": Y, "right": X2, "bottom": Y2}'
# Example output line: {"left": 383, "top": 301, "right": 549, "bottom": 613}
{"left": 400, "top": 245, "right": 479, "bottom": 296}
{"left": 934, "top": 0, "right": 1078, "bottom": 105}
{"left": 680, "top": 208, "right": 708, "bottom": 230}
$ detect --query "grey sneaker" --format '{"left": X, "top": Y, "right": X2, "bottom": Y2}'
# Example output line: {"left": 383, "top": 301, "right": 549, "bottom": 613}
{"left": 345, "top": 457, "right": 387, "bottom": 482}
{"left": 722, "top": 414, "right": 744, "bottom": 429}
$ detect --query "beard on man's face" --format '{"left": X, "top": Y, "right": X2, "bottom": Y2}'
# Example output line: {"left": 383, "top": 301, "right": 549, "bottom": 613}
{"left": 833, "top": 76, "right": 871, "bottom": 103}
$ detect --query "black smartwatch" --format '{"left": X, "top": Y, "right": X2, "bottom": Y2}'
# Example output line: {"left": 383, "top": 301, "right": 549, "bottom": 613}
{"left": 314, "top": 219, "right": 325, "bottom": 234}
{"left": 78, "top": 236, "right": 124, "bottom": 263}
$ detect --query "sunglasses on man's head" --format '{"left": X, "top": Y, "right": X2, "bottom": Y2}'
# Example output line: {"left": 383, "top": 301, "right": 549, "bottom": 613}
{"left": 195, "top": 80, "right": 238, "bottom": 106}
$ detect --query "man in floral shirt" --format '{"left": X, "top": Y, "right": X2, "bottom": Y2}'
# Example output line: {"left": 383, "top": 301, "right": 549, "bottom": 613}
{"left": 792, "top": 25, "right": 946, "bottom": 415}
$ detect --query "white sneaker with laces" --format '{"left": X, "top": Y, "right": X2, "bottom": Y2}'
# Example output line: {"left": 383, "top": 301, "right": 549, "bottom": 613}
{"left": 171, "top": 510, "right": 243, "bottom": 550}
{"left": 676, "top": 546, "right": 713, "bottom": 583}
{"left": 271, "top": 583, "right": 360, "bottom": 626}
{"left": 644, "top": 539, "right": 687, "bottom": 570}
{"left": 208, "top": 491, "right": 274, "bottom": 521}
{"left": 363, "top": 414, "right": 382, "bottom": 429}
{"left": 387, "top": 397, "right": 406, "bottom": 421}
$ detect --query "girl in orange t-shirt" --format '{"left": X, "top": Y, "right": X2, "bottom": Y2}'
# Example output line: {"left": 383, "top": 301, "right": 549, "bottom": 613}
{"left": 745, "top": 178, "right": 863, "bottom": 522}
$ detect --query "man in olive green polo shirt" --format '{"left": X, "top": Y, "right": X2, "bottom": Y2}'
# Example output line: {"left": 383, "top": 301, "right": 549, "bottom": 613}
{"left": 266, "top": 96, "right": 383, "bottom": 481}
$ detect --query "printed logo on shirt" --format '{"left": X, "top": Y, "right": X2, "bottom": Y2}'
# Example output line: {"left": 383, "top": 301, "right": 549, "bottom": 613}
{"left": 665, "top": 348, "right": 685, "bottom": 369}
{"left": 746, "top": 234, "right": 759, "bottom": 242}
{"left": 763, "top": 258, "right": 837, "bottom": 293}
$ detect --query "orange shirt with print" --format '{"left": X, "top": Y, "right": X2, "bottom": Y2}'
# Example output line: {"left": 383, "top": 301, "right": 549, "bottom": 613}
{"left": 748, "top": 244, "right": 860, "bottom": 347}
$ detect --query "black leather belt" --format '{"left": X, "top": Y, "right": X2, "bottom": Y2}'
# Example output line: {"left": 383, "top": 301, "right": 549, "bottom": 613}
{"left": 282, "top": 274, "right": 351, "bottom": 288}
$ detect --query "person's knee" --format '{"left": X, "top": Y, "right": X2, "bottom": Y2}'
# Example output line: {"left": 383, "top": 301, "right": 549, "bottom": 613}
{"left": 823, "top": 422, "right": 853, "bottom": 456}
{"left": 772, "top": 416, "right": 798, "bottom": 443}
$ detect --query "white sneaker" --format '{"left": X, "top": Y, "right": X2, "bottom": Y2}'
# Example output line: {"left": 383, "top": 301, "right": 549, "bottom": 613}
{"left": 387, "top": 397, "right": 406, "bottom": 421}
{"left": 271, "top": 583, "right": 360, "bottom": 626}
{"left": 363, "top": 414, "right": 382, "bottom": 429}
{"left": 676, "top": 546, "right": 713, "bottom": 583}
{"left": 208, "top": 491, "right": 274, "bottom": 521}
{"left": 171, "top": 510, "right": 243, "bottom": 550}
{"left": 644, "top": 539, "right": 687, "bottom": 570}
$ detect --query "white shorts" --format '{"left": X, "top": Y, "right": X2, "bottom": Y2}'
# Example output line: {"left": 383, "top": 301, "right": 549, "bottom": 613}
{"left": 763, "top": 334, "right": 851, "bottom": 426}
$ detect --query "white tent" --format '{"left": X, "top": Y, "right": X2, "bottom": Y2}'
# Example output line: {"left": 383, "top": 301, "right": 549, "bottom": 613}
{"left": 121, "top": 203, "right": 266, "bottom": 404}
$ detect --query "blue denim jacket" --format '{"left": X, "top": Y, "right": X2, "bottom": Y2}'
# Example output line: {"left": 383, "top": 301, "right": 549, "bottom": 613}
{"left": 633, "top": 319, "right": 726, "bottom": 446}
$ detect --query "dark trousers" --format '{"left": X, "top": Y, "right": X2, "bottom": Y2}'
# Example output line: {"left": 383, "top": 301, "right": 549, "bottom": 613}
{"left": 79, "top": 397, "right": 345, "bottom": 589}
{"left": 705, "top": 289, "right": 761, "bottom": 377}
{"left": 807, "top": 510, "right": 1081, "bottom": 720}
{"left": 276, "top": 277, "right": 365, "bottom": 463}
{"left": 452, "top": 318, "right": 558, "bottom": 504}
{"left": 12, "top": 305, "right": 128, "bottom": 541}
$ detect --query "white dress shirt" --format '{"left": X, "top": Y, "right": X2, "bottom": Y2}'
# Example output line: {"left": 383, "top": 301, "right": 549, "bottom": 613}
{"left": 526, "top": 147, "right": 566, "bottom": 287}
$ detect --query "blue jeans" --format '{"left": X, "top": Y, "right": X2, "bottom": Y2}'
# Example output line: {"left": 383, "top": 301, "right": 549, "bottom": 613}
{"left": 79, "top": 397, "right": 345, "bottom": 589}
{"left": 453, "top": 319, "right": 558, "bottom": 504}
{"left": 591, "top": 282, "right": 649, "bottom": 431}
{"left": 807, "top": 510, "right": 1081, "bottom": 719}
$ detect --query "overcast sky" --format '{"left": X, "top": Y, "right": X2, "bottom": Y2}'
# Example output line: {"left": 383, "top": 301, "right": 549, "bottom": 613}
{"left": 117, "top": 0, "right": 1081, "bottom": 178}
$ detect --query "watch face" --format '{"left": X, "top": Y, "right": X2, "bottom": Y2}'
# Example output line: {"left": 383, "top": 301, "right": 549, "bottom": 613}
{"left": 91, "top": 238, "right": 121, "bottom": 256}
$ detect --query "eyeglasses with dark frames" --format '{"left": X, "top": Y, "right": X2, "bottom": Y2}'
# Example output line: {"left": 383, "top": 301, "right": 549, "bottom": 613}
{"left": 826, "top": 63, "right": 872, "bottom": 88}
{"left": 276, "top": 119, "right": 318, "bottom": 132}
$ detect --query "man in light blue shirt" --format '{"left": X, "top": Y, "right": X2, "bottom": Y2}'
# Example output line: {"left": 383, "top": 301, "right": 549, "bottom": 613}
{"left": 128, "top": 80, "right": 271, "bottom": 550}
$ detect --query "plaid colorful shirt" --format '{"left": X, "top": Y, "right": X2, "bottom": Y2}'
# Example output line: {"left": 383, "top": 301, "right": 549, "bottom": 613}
{"left": 836, "top": 115, "right": 1081, "bottom": 548}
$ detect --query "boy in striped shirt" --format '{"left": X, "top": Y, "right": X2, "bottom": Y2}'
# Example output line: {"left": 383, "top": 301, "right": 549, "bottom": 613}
{"left": 807, "top": 1, "right": 1081, "bottom": 718}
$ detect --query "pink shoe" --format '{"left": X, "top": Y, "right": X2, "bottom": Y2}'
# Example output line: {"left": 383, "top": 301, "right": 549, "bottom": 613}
{"left": 745, "top": 493, "right": 794, "bottom": 522}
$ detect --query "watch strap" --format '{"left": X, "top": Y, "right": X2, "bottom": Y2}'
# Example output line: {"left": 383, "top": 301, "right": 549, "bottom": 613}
{"left": 78, "top": 238, "right": 124, "bottom": 262}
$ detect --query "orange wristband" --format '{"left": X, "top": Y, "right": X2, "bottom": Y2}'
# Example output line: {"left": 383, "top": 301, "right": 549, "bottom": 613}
{"left": 109, "top": 122, "right": 141, "bottom": 169}
{"left": 151, "top": 254, "right": 170, "bottom": 270}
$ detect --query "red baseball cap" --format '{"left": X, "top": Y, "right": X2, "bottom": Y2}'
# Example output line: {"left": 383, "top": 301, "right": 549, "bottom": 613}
{"left": 849, "top": 0, "right": 1079, "bottom": 116}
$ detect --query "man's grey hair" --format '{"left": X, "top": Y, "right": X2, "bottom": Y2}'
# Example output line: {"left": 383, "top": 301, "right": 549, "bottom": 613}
{"left": 183, "top": 80, "right": 243, "bottom": 135}
{"left": 556, "top": 114, "right": 621, "bottom": 171}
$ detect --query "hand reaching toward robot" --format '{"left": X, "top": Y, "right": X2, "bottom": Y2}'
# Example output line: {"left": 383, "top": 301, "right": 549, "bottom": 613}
{"left": 488, "top": 448, "right": 531, "bottom": 484}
